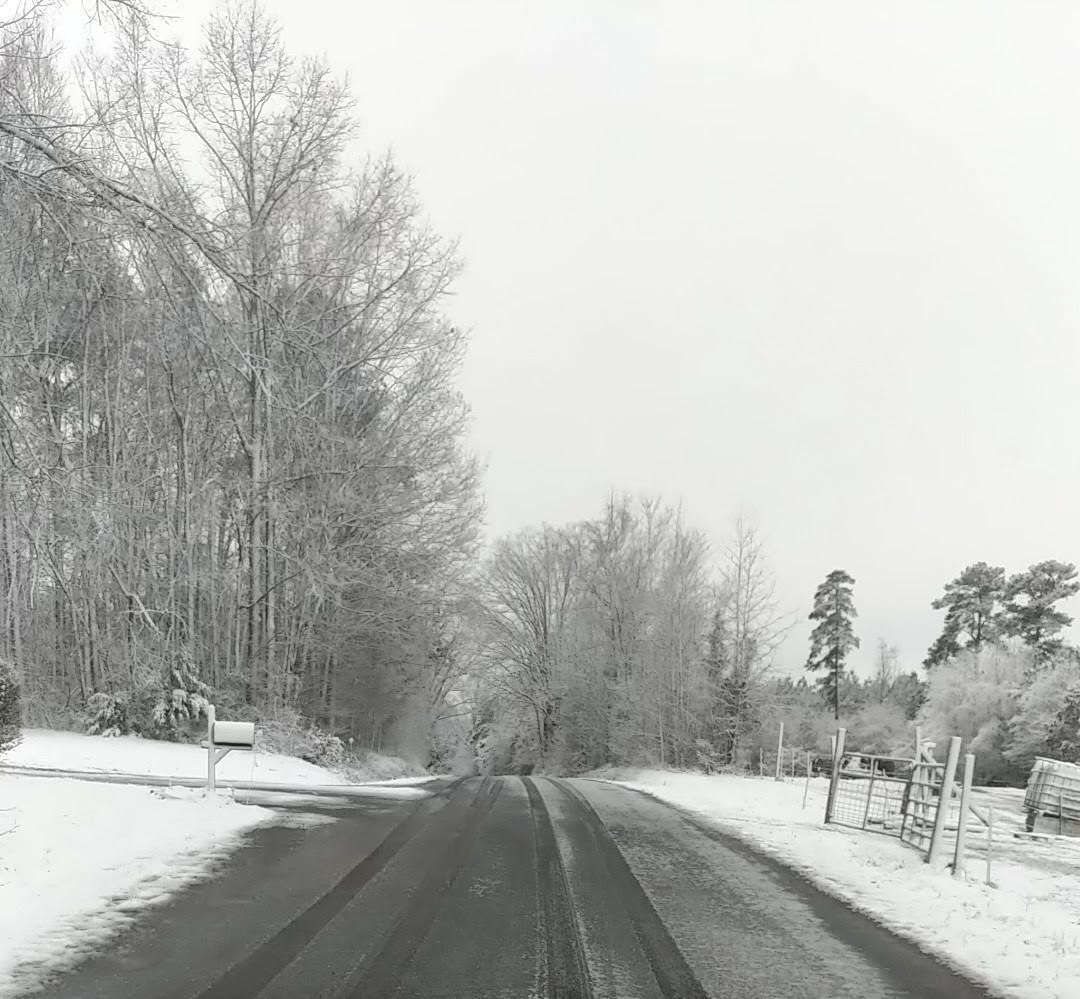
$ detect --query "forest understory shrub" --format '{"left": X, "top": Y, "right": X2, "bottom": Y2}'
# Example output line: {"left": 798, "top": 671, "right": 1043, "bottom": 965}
{"left": 0, "top": 659, "right": 21, "bottom": 752}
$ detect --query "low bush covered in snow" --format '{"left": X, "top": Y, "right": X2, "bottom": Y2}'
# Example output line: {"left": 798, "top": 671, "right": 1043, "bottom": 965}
{"left": 0, "top": 658, "right": 20, "bottom": 753}
{"left": 83, "top": 656, "right": 211, "bottom": 743}
{"left": 69, "top": 680, "right": 426, "bottom": 781}
{"left": 252, "top": 710, "right": 423, "bottom": 780}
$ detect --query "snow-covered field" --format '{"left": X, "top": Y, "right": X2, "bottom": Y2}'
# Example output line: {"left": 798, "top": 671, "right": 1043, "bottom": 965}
{"left": 603, "top": 769, "right": 1080, "bottom": 999}
{"left": 0, "top": 729, "right": 435, "bottom": 997}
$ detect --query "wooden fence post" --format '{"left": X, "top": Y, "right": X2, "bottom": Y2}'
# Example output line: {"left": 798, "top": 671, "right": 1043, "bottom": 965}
{"left": 775, "top": 723, "right": 785, "bottom": 781}
{"left": 824, "top": 727, "right": 846, "bottom": 823}
{"left": 206, "top": 704, "right": 217, "bottom": 792}
{"left": 928, "top": 735, "right": 961, "bottom": 863}
{"left": 802, "top": 751, "right": 811, "bottom": 810}
{"left": 952, "top": 753, "right": 975, "bottom": 876}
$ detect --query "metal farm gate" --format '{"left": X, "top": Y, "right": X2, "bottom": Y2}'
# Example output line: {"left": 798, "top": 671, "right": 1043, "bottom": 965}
{"left": 900, "top": 755, "right": 949, "bottom": 853}
{"left": 824, "top": 733, "right": 955, "bottom": 858}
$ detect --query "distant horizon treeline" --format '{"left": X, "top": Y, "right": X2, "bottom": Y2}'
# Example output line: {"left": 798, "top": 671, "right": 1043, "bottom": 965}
{"left": 459, "top": 504, "right": 1080, "bottom": 779}
{"left": 787, "top": 559, "right": 1080, "bottom": 783}
{"left": 458, "top": 493, "right": 796, "bottom": 775}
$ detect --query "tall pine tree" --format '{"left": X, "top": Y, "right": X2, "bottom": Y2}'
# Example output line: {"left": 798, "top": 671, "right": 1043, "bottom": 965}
{"left": 805, "top": 569, "right": 859, "bottom": 720}
{"left": 924, "top": 562, "right": 1006, "bottom": 668}
{"left": 1003, "top": 560, "right": 1080, "bottom": 661}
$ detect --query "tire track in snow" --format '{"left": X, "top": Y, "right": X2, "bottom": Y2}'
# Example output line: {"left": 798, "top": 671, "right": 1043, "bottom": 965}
{"left": 555, "top": 779, "right": 709, "bottom": 999}
{"left": 524, "top": 776, "right": 594, "bottom": 999}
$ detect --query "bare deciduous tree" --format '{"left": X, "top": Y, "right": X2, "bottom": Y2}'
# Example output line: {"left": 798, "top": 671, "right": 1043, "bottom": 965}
{"left": 0, "top": 1, "right": 481, "bottom": 757}
{"left": 705, "top": 515, "right": 791, "bottom": 765}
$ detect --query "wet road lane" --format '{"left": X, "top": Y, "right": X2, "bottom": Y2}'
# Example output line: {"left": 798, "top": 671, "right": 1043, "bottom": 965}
{"left": 24, "top": 776, "right": 1000, "bottom": 999}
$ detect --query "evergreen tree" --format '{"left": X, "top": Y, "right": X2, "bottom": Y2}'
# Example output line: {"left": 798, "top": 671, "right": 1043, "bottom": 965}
{"left": 1046, "top": 688, "right": 1080, "bottom": 762}
{"left": 888, "top": 671, "right": 928, "bottom": 720}
{"left": 805, "top": 569, "right": 859, "bottom": 720}
{"left": 1003, "top": 560, "right": 1080, "bottom": 661}
{"left": 924, "top": 562, "right": 1006, "bottom": 668}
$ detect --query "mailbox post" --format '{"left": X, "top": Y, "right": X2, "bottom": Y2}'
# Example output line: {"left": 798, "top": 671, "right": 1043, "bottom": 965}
{"left": 203, "top": 704, "right": 256, "bottom": 792}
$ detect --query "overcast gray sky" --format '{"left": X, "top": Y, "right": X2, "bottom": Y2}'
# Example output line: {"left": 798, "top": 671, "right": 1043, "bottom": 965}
{"left": 156, "top": 0, "right": 1080, "bottom": 675}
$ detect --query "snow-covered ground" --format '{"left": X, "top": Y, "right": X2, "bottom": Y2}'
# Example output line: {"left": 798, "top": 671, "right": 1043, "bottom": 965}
{"left": 0, "top": 729, "right": 436, "bottom": 997}
{"left": 0, "top": 777, "right": 281, "bottom": 996}
{"left": 602, "top": 769, "right": 1080, "bottom": 999}
{"left": 4, "top": 728, "right": 433, "bottom": 789}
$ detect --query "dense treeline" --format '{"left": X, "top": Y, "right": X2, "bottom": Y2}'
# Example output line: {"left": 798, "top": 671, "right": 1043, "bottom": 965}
{"left": 917, "top": 644, "right": 1080, "bottom": 784}
{"left": 915, "top": 561, "right": 1080, "bottom": 783}
{"left": 785, "top": 560, "right": 1080, "bottom": 785}
{"left": 0, "top": 1, "right": 479, "bottom": 757}
{"left": 461, "top": 495, "right": 792, "bottom": 775}
{"left": 464, "top": 511, "right": 1080, "bottom": 780}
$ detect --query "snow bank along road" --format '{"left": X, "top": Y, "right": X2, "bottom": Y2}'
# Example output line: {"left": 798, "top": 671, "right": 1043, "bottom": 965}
{"left": 28, "top": 777, "right": 999, "bottom": 999}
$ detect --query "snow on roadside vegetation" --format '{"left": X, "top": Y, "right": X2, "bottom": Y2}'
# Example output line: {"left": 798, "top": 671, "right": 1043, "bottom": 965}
{"left": 0, "top": 776, "right": 275, "bottom": 997}
{"left": 601, "top": 769, "right": 1080, "bottom": 999}
{"left": 5, "top": 728, "right": 430, "bottom": 787}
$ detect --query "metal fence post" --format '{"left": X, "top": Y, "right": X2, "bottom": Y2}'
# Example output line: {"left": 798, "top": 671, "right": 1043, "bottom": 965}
{"left": 928, "top": 735, "right": 961, "bottom": 863}
{"left": 824, "top": 727, "right": 846, "bottom": 823}
{"left": 952, "top": 753, "right": 975, "bottom": 876}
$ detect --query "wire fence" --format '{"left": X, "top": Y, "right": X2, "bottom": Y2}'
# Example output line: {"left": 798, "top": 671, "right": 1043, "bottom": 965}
{"left": 826, "top": 753, "right": 917, "bottom": 834}
{"left": 757, "top": 746, "right": 815, "bottom": 779}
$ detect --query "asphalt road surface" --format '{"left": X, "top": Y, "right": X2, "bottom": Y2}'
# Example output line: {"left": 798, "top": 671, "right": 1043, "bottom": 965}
{"left": 25, "top": 776, "right": 999, "bottom": 999}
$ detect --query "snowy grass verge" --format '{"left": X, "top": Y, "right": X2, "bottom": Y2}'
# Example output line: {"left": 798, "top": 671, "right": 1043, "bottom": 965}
{"left": 4, "top": 728, "right": 432, "bottom": 788}
{"left": 598, "top": 768, "right": 1080, "bottom": 999}
{"left": 0, "top": 776, "right": 278, "bottom": 997}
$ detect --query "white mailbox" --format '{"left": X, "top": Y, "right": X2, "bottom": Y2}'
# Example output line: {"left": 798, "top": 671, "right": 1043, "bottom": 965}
{"left": 203, "top": 705, "right": 255, "bottom": 792}
{"left": 213, "top": 720, "right": 255, "bottom": 748}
